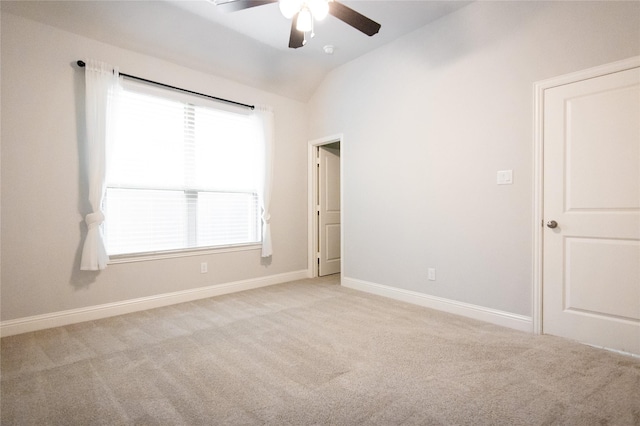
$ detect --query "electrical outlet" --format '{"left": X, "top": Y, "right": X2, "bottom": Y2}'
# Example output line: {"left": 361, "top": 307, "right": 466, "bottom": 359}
{"left": 428, "top": 268, "right": 436, "bottom": 281}
{"left": 200, "top": 262, "right": 208, "bottom": 274}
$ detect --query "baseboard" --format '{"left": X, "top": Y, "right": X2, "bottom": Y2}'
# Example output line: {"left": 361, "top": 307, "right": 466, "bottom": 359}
{"left": 0, "top": 269, "right": 310, "bottom": 337}
{"left": 342, "top": 277, "right": 533, "bottom": 333}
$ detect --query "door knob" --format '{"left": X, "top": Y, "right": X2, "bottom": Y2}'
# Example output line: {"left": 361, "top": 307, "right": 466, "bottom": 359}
{"left": 546, "top": 220, "right": 558, "bottom": 229}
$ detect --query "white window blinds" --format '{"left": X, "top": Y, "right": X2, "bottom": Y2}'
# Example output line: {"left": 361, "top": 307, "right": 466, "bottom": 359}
{"left": 104, "top": 81, "right": 262, "bottom": 256}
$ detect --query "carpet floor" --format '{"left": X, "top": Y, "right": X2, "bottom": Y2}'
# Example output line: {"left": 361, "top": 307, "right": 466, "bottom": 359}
{"left": 1, "top": 275, "right": 639, "bottom": 425}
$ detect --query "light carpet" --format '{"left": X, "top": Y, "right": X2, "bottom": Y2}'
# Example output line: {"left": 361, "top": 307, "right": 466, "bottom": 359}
{"left": 2, "top": 275, "right": 639, "bottom": 425}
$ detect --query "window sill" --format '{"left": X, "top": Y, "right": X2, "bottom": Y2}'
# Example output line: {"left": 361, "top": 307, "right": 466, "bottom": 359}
{"left": 107, "top": 243, "right": 262, "bottom": 264}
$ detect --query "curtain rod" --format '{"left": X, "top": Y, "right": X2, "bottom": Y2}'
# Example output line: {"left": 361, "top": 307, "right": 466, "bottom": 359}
{"left": 76, "top": 60, "right": 255, "bottom": 110}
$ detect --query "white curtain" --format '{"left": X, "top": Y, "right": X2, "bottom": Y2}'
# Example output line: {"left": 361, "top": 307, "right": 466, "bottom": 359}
{"left": 254, "top": 105, "right": 274, "bottom": 257}
{"left": 80, "top": 60, "right": 120, "bottom": 270}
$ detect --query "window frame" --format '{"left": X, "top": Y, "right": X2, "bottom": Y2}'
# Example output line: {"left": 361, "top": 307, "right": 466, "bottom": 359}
{"left": 104, "top": 78, "right": 263, "bottom": 263}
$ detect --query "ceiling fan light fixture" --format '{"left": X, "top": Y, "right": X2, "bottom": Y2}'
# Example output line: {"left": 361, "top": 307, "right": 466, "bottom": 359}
{"left": 296, "top": 7, "right": 313, "bottom": 32}
{"left": 279, "top": 0, "right": 302, "bottom": 19}
{"left": 308, "top": 0, "right": 329, "bottom": 21}
{"left": 217, "top": 0, "right": 380, "bottom": 49}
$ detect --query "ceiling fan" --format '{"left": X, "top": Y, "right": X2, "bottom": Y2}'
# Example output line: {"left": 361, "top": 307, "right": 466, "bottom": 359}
{"left": 213, "top": 0, "right": 381, "bottom": 49}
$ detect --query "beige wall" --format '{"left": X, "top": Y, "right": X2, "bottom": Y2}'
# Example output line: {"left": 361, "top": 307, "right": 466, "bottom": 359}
{"left": 2, "top": 1, "right": 639, "bottom": 325}
{"left": 0, "top": 13, "right": 309, "bottom": 321}
{"left": 307, "top": 1, "right": 640, "bottom": 317}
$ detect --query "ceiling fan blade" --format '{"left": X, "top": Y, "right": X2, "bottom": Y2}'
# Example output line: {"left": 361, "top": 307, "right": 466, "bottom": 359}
{"left": 288, "top": 13, "right": 304, "bottom": 49}
{"left": 329, "top": 1, "right": 381, "bottom": 36}
{"left": 214, "top": 0, "right": 277, "bottom": 13}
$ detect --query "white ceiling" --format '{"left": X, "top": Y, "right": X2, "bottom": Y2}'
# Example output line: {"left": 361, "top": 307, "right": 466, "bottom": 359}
{"left": 1, "top": 0, "right": 471, "bottom": 101}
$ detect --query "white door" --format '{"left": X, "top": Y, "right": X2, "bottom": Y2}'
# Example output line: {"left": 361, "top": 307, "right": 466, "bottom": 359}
{"left": 542, "top": 65, "right": 640, "bottom": 355}
{"left": 318, "top": 144, "right": 341, "bottom": 276}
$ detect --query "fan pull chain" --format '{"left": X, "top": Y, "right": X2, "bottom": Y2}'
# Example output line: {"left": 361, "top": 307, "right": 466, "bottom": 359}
{"left": 302, "top": 18, "right": 314, "bottom": 46}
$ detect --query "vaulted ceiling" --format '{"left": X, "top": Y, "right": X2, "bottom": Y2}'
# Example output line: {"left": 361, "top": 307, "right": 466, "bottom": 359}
{"left": 1, "top": 0, "right": 471, "bottom": 101}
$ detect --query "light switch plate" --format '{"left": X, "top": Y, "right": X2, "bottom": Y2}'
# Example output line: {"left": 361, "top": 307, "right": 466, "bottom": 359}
{"left": 497, "top": 170, "right": 513, "bottom": 185}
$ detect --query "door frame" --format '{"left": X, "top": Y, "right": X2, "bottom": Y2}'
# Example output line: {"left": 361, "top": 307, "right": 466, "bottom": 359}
{"left": 532, "top": 56, "right": 640, "bottom": 335}
{"left": 308, "top": 134, "right": 344, "bottom": 278}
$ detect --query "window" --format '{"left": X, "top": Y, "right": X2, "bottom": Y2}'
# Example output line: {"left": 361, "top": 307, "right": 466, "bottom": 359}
{"left": 104, "top": 81, "right": 262, "bottom": 256}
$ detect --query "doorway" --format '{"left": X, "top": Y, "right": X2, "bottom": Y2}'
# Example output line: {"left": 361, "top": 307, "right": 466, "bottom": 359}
{"left": 534, "top": 57, "right": 640, "bottom": 355}
{"left": 309, "top": 136, "right": 342, "bottom": 278}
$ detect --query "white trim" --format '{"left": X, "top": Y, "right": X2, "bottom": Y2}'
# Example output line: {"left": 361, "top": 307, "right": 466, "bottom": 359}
{"left": 342, "top": 277, "right": 533, "bottom": 333}
{"left": 534, "top": 56, "right": 640, "bottom": 92}
{"left": 308, "top": 134, "right": 344, "bottom": 279}
{"left": 532, "top": 73, "right": 545, "bottom": 335}
{"left": 0, "top": 270, "right": 309, "bottom": 337}
{"left": 109, "top": 243, "right": 261, "bottom": 264}
{"left": 532, "top": 56, "right": 640, "bottom": 336}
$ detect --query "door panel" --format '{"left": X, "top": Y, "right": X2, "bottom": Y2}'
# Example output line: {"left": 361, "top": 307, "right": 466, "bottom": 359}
{"left": 326, "top": 224, "right": 341, "bottom": 262}
{"left": 566, "top": 83, "right": 640, "bottom": 210}
{"left": 565, "top": 237, "right": 639, "bottom": 321}
{"left": 318, "top": 145, "right": 341, "bottom": 276}
{"left": 543, "top": 66, "right": 640, "bottom": 355}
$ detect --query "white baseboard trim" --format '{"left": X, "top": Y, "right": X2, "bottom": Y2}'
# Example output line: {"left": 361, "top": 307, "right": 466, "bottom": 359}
{"left": 1, "top": 269, "right": 310, "bottom": 337}
{"left": 342, "top": 277, "right": 533, "bottom": 333}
